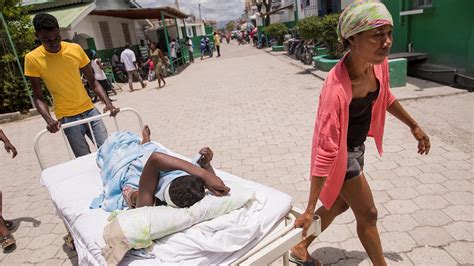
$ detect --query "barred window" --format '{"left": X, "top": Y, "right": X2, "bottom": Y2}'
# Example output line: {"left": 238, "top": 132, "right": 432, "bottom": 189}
{"left": 99, "top": 21, "right": 113, "bottom": 49}
{"left": 122, "top": 23, "right": 131, "bottom": 44}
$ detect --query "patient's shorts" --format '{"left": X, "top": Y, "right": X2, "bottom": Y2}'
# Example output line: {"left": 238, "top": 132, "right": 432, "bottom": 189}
{"left": 345, "top": 144, "right": 365, "bottom": 181}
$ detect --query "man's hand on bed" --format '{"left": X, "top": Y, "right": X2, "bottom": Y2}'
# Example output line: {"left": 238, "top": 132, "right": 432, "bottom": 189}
{"left": 294, "top": 211, "right": 313, "bottom": 238}
{"left": 202, "top": 174, "right": 230, "bottom": 196}
{"left": 46, "top": 118, "right": 61, "bottom": 133}
{"left": 104, "top": 104, "right": 120, "bottom": 117}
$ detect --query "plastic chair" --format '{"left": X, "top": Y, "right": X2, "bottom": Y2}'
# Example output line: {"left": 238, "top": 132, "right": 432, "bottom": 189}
{"left": 104, "top": 66, "right": 123, "bottom": 91}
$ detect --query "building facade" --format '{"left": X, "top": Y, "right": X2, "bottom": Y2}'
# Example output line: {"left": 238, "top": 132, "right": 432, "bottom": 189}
{"left": 384, "top": 0, "right": 474, "bottom": 72}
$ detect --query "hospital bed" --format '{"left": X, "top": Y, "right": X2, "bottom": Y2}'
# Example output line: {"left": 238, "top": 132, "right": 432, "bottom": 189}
{"left": 34, "top": 108, "right": 321, "bottom": 265}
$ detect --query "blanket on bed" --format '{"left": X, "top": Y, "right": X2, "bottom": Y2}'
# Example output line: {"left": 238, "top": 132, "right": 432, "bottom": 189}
{"left": 102, "top": 183, "right": 263, "bottom": 265}
{"left": 91, "top": 131, "right": 190, "bottom": 211}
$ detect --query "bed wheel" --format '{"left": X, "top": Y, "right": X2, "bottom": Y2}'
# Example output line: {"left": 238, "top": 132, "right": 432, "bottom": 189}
{"left": 63, "top": 234, "right": 76, "bottom": 251}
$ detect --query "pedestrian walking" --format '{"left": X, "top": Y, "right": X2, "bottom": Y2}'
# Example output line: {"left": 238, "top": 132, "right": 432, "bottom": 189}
{"left": 121, "top": 43, "right": 147, "bottom": 92}
{"left": 25, "top": 13, "right": 119, "bottom": 158}
{"left": 213, "top": 32, "right": 221, "bottom": 57}
{"left": 149, "top": 41, "right": 166, "bottom": 88}
{"left": 291, "top": 1, "right": 430, "bottom": 265}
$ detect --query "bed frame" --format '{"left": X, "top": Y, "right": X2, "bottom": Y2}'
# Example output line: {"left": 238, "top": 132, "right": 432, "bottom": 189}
{"left": 33, "top": 107, "right": 321, "bottom": 265}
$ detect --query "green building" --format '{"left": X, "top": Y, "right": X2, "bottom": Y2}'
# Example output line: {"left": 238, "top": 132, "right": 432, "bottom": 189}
{"left": 384, "top": 0, "right": 474, "bottom": 72}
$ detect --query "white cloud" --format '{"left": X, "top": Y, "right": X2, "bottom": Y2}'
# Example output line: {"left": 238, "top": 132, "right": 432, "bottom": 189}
{"left": 137, "top": 0, "right": 245, "bottom": 22}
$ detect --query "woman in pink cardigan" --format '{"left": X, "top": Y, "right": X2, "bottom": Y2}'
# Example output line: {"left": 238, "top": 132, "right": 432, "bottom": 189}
{"left": 291, "top": 1, "right": 430, "bottom": 265}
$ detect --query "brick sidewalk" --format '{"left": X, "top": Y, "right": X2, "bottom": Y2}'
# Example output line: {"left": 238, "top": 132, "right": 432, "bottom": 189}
{"left": 0, "top": 42, "right": 472, "bottom": 265}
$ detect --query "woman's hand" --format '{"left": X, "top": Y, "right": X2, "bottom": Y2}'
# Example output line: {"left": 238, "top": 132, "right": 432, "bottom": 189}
{"left": 411, "top": 126, "right": 430, "bottom": 155}
{"left": 294, "top": 211, "right": 314, "bottom": 238}
{"left": 198, "top": 147, "right": 213, "bottom": 167}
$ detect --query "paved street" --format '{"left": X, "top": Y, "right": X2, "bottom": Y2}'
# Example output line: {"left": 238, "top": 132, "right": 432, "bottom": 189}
{"left": 0, "top": 41, "right": 472, "bottom": 265}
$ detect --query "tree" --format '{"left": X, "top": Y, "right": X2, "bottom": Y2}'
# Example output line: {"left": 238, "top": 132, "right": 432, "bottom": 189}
{"left": 319, "top": 14, "right": 343, "bottom": 58}
{"left": 264, "top": 23, "right": 288, "bottom": 45}
{"left": 256, "top": 0, "right": 271, "bottom": 27}
{"left": 225, "top": 21, "right": 235, "bottom": 32}
{"left": 0, "top": 0, "right": 35, "bottom": 113}
{"left": 297, "top": 16, "right": 322, "bottom": 41}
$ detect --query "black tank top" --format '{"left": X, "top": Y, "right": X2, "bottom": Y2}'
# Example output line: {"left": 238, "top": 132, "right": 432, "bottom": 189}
{"left": 347, "top": 87, "right": 380, "bottom": 148}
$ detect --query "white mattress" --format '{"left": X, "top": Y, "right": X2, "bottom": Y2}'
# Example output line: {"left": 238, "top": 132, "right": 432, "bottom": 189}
{"left": 41, "top": 146, "right": 292, "bottom": 265}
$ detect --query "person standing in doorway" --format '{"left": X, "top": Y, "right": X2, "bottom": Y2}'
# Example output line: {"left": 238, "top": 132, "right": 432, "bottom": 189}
{"left": 186, "top": 37, "right": 194, "bottom": 63}
{"left": 24, "top": 13, "right": 119, "bottom": 158}
{"left": 213, "top": 32, "right": 221, "bottom": 57}
{"left": 291, "top": 1, "right": 430, "bottom": 265}
{"left": 120, "top": 43, "right": 147, "bottom": 92}
{"left": 169, "top": 39, "right": 177, "bottom": 63}
{"left": 149, "top": 41, "right": 167, "bottom": 88}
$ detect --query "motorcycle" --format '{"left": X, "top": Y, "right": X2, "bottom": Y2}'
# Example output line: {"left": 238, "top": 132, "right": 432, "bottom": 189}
{"left": 200, "top": 43, "right": 213, "bottom": 59}
{"left": 113, "top": 65, "right": 128, "bottom": 83}
{"left": 294, "top": 40, "right": 305, "bottom": 61}
{"left": 288, "top": 37, "right": 302, "bottom": 56}
{"left": 301, "top": 40, "right": 315, "bottom": 65}
{"left": 112, "top": 63, "right": 148, "bottom": 83}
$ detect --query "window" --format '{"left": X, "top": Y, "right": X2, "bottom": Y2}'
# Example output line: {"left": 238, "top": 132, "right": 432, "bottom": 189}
{"left": 122, "top": 23, "right": 132, "bottom": 44}
{"left": 99, "top": 21, "right": 113, "bottom": 49}
{"left": 414, "top": 0, "right": 432, "bottom": 8}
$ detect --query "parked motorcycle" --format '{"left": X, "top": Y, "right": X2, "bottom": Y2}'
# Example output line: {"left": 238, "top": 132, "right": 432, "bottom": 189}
{"left": 288, "top": 37, "right": 302, "bottom": 56}
{"left": 301, "top": 40, "right": 315, "bottom": 65}
{"left": 112, "top": 62, "right": 148, "bottom": 83}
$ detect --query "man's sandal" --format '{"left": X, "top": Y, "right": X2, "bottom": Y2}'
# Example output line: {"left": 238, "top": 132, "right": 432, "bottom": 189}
{"left": 2, "top": 218, "right": 14, "bottom": 231}
{"left": 289, "top": 253, "right": 316, "bottom": 266}
{"left": 1, "top": 234, "right": 16, "bottom": 250}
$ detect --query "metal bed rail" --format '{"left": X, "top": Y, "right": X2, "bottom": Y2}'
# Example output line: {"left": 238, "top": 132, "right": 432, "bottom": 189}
{"left": 233, "top": 209, "right": 321, "bottom": 266}
{"left": 33, "top": 107, "right": 143, "bottom": 170}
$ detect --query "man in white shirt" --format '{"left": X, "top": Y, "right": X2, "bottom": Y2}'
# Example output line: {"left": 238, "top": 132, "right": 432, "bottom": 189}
{"left": 120, "top": 43, "right": 147, "bottom": 92}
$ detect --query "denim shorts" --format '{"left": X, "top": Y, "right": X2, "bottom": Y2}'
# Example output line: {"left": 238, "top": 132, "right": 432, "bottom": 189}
{"left": 345, "top": 144, "right": 365, "bottom": 180}
{"left": 60, "top": 108, "right": 108, "bottom": 158}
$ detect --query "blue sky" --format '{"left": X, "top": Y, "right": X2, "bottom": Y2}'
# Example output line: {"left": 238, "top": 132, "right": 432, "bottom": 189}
{"left": 137, "top": 0, "right": 245, "bottom": 23}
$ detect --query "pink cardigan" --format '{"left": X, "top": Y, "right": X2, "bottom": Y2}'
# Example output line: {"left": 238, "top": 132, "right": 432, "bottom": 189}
{"left": 310, "top": 53, "right": 396, "bottom": 209}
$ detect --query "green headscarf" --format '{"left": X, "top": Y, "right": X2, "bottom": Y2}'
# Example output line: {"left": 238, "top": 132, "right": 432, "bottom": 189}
{"left": 337, "top": 0, "right": 393, "bottom": 42}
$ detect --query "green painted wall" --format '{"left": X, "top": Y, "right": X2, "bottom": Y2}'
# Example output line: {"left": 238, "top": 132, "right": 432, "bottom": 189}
{"left": 205, "top": 25, "right": 213, "bottom": 35}
{"left": 383, "top": 0, "right": 408, "bottom": 53}
{"left": 385, "top": 0, "right": 474, "bottom": 71}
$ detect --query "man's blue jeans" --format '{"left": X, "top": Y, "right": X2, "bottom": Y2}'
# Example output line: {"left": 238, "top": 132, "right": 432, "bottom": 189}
{"left": 60, "top": 108, "right": 108, "bottom": 158}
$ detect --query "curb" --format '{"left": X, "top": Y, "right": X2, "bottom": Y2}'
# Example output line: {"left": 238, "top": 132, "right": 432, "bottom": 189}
{"left": 0, "top": 108, "right": 41, "bottom": 125}
{"left": 264, "top": 49, "right": 470, "bottom": 101}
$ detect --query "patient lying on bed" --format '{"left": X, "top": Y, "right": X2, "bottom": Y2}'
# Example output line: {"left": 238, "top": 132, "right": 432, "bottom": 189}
{"left": 91, "top": 126, "right": 230, "bottom": 212}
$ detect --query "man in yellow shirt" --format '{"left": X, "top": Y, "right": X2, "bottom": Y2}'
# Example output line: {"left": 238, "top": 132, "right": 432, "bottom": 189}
{"left": 25, "top": 13, "right": 119, "bottom": 157}
{"left": 213, "top": 32, "right": 221, "bottom": 57}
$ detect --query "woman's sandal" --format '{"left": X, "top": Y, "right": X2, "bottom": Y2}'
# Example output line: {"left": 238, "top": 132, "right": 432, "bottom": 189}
{"left": 1, "top": 234, "right": 16, "bottom": 250}
{"left": 63, "top": 234, "right": 76, "bottom": 251}
{"left": 289, "top": 253, "right": 316, "bottom": 266}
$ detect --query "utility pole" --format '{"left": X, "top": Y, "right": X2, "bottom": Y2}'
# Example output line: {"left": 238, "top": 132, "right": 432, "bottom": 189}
{"left": 175, "top": 0, "right": 179, "bottom": 10}
{"left": 199, "top": 4, "right": 202, "bottom": 21}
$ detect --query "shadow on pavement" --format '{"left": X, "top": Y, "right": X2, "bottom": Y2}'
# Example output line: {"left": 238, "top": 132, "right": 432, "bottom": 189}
{"left": 7, "top": 217, "right": 41, "bottom": 234}
{"left": 311, "top": 247, "right": 404, "bottom": 265}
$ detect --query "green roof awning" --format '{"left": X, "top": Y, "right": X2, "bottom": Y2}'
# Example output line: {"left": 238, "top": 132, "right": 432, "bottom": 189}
{"left": 24, "top": 0, "right": 91, "bottom": 11}
{"left": 31, "top": 2, "right": 95, "bottom": 29}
